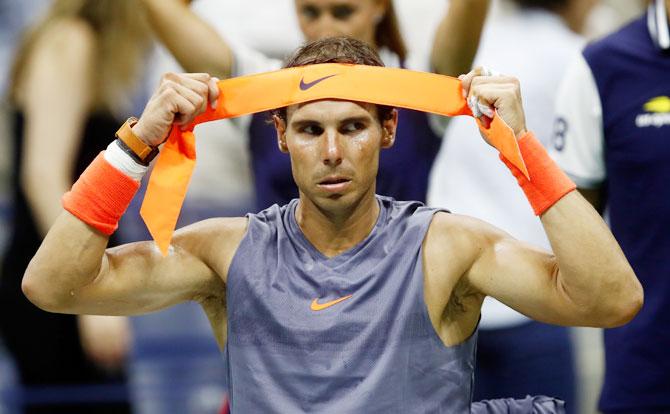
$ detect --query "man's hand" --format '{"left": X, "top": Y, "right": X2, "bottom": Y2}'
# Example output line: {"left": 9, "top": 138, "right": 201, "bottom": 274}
{"left": 132, "top": 73, "right": 219, "bottom": 146}
{"left": 459, "top": 67, "right": 528, "bottom": 140}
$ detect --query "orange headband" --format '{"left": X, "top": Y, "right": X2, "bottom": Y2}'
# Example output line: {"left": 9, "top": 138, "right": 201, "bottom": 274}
{"left": 140, "top": 64, "right": 527, "bottom": 255}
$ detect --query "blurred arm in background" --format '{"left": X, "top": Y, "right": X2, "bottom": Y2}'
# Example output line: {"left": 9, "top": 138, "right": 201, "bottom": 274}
{"left": 15, "top": 11, "right": 134, "bottom": 374}
{"left": 431, "top": 0, "right": 490, "bottom": 76}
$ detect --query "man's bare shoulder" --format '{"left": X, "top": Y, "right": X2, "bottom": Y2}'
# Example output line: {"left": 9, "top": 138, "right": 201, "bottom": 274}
{"left": 426, "top": 211, "right": 500, "bottom": 250}
{"left": 172, "top": 216, "right": 249, "bottom": 283}
{"left": 424, "top": 211, "right": 505, "bottom": 284}
{"left": 174, "top": 216, "right": 248, "bottom": 242}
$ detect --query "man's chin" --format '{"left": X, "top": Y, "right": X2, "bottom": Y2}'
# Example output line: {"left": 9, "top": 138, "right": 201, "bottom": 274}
{"left": 300, "top": 183, "right": 374, "bottom": 211}
{"left": 307, "top": 190, "right": 356, "bottom": 209}
{"left": 316, "top": 188, "right": 374, "bottom": 210}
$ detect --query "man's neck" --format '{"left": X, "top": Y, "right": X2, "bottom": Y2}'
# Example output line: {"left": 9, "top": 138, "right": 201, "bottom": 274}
{"left": 666, "top": 0, "right": 669, "bottom": 21}
{"left": 296, "top": 190, "right": 380, "bottom": 258}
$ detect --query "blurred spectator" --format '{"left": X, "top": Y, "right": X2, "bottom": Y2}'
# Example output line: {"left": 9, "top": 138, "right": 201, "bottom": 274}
{"left": 550, "top": 0, "right": 670, "bottom": 412}
{"left": 140, "top": 0, "right": 490, "bottom": 211}
{"left": 0, "top": 1, "right": 152, "bottom": 412}
{"left": 0, "top": 2, "right": 49, "bottom": 412}
{"left": 0, "top": 0, "right": 49, "bottom": 266}
{"left": 428, "top": 0, "right": 599, "bottom": 412}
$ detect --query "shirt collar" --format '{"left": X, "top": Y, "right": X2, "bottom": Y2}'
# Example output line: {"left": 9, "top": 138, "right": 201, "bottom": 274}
{"left": 648, "top": 0, "right": 670, "bottom": 51}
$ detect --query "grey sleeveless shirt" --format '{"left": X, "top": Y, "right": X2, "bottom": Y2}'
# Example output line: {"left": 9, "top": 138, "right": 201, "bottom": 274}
{"left": 224, "top": 196, "right": 477, "bottom": 412}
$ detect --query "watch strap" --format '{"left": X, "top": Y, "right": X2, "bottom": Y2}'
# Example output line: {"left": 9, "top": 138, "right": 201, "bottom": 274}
{"left": 115, "top": 117, "right": 159, "bottom": 166}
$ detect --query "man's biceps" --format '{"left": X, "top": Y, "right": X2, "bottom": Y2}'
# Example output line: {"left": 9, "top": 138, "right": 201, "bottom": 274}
{"left": 465, "top": 242, "right": 519, "bottom": 296}
{"left": 492, "top": 242, "right": 555, "bottom": 284}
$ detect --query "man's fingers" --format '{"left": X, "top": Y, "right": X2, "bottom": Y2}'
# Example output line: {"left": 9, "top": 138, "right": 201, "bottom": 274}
{"left": 180, "top": 72, "right": 212, "bottom": 82}
{"left": 468, "top": 95, "right": 495, "bottom": 118}
{"left": 208, "top": 77, "right": 220, "bottom": 109}
{"left": 467, "top": 80, "right": 527, "bottom": 138}
{"left": 459, "top": 66, "right": 508, "bottom": 97}
{"left": 174, "top": 75, "right": 211, "bottom": 111}
{"left": 178, "top": 74, "right": 219, "bottom": 110}
{"left": 468, "top": 76, "right": 520, "bottom": 113}
{"left": 170, "top": 81, "right": 207, "bottom": 115}
{"left": 470, "top": 75, "right": 519, "bottom": 91}
{"left": 459, "top": 66, "right": 489, "bottom": 97}
{"left": 162, "top": 72, "right": 214, "bottom": 111}
{"left": 167, "top": 92, "right": 198, "bottom": 126}
{"left": 159, "top": 74, "right": 219, "bottom": 125}
{"left": 469, "top": 83, "right": 519, "bottom": 109}
{"left": 459, "top": 71, "right": 476, "bottom": 97}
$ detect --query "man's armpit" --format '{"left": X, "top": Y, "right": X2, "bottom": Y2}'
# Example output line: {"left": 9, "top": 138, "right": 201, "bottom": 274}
{"left": 443, "top": 276, "right": 482, "bottom": 321}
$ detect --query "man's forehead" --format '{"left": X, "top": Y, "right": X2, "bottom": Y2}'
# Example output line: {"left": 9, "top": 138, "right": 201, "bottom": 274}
{"left": 287, "top": 99, "right": 377, "bottom": 122}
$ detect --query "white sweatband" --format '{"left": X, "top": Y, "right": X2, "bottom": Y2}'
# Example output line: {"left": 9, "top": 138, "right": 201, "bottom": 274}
{"left": 104, "top": 141, "right": 149, "bottom": 181}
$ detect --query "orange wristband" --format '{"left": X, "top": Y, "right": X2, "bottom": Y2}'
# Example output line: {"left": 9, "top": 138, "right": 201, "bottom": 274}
{"left": 500, "top": 132, "right": 576, "bottom": 215}
{"left": 62, "top": 153, "right": 140, "bottom": 235}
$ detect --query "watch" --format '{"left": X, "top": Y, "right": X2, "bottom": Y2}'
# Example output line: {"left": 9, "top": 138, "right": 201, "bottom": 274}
{"left": 114, "top": 117, "right": 160, "bottom": 166}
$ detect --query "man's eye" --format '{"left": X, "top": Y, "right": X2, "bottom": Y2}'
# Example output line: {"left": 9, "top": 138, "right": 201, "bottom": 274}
{"left": 342, "top": 122, "right": 365, "bottom": 133}
{"left": 301, "top": 5, "right": 320, "bottom": 20}
{"left": 331, "top": 5, "right": 355, "bottom": 20}
{"left": 303, "top": 125, "right": 324, "bottom": 135}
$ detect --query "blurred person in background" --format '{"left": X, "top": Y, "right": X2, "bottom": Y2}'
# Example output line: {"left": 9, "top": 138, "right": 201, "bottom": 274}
{"left": 550, "top": 0, "right": 670, "bottom": 412}
{"left": 428, "top": 0, "right": 599, "bottom": 412}
{"left": 140, "top": 0, "right": 491, "bottom": 212}
{"left": 0, "top": 0, "right": 152, "bottom": 412}
{"left": 0, "top": 0, "right": 49, "bottom": 273}
{"left": 0, "top": 3, "right": 50, "bottom": 412}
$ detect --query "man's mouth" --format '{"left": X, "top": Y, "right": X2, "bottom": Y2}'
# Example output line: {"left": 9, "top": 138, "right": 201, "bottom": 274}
{"left": 318, "top": 176, "right": 351, "bottom": 192}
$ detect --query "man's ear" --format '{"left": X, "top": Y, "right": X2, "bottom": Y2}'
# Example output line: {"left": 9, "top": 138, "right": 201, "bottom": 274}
{"left": 273, "top": 115, "right": 289, "bottom": 153}
{"left": 381, "top": 109, "right": 398, "bottom": 149}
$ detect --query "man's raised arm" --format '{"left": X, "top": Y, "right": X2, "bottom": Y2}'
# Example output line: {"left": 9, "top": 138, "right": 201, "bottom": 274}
{"left": 22, "top": 73, "right": 245, "bottom": 317}
{"left": 446, "top": 69, "right": 643, "bottom": 328}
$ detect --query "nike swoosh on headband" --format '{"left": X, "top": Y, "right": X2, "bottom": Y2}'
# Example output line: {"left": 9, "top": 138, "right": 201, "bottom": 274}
{"left": 141, "top": 63, "right": 526, "bottom": 255}
{"left": 300, "top": 74, "right": 338, "bottom": 90}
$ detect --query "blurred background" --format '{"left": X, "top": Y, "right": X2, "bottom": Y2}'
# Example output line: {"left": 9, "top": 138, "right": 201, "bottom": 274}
{"left": 0, "top": 0, "right": 652, "bottom": 413}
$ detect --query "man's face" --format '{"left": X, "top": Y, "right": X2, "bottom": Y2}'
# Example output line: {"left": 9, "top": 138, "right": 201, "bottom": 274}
{"left": 275, "top": 100, "right": 396, "bottom": 210}
{"left": 294, "top": 0, "right": 386, "bottom": 46}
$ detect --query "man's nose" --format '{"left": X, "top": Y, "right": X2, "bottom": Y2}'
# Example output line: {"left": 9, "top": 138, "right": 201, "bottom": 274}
{"left": 322, "top": 130, "right": 343, "bottom": 166}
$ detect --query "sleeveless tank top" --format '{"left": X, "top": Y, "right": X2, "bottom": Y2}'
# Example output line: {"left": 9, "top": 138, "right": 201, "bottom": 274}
{"left": 225, "top": 196, "right": 476, "bottom": 412}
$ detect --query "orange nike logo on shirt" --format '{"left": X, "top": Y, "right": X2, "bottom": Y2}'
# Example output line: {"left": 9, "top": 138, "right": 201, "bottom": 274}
{"left": 310, "top": 294, "right": 353, "bottom": 311}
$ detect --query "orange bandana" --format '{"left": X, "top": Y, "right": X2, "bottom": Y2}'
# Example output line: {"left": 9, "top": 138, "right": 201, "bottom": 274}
{"left": 140, "top": 64, "right": 527, "bottom": 255}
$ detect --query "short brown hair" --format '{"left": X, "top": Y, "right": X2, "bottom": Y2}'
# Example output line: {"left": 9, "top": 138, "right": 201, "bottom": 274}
{"left": 274, "top": 36, "right": 394, "bottom": 123}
